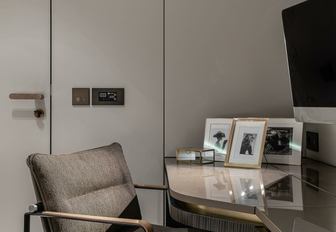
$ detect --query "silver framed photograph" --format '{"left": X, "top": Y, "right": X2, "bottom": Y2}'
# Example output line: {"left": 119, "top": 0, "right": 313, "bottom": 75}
{"left": 225, "top": 118, "right": 268, "bottom": 169}
{"left": 203, "top": 118, "right": 234, "bottom": 161}
{"left": 263, "top": 118, "right": 303, "bottom": 165}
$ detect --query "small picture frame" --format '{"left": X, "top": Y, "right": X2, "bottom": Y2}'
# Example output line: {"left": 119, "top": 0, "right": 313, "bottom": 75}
{"left": 176, "top": 147, "right": 215, "bottom": 165}
{"left": 225, "top": 118, "right": 268, "bottom": 169}
{"left": 203, "top": 118, "right": 234, "bottom": 161}
{"left": 263, "top": 118, "right": 303, "bottom": 165}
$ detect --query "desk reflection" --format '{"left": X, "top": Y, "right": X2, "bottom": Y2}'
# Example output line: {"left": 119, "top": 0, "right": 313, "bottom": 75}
{"left": 265, "top": 175, "right": 303, "bottom": 210}
{"left": 203, "top": 167, "right": 304, "bottom": 211}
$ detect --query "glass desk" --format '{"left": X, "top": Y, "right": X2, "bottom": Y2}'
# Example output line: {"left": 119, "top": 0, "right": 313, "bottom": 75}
{"left": 273, "top": 159, "right": 336, "bottom": 196}
{"left": 165, "top": 158, "right": 336, "bottom": 232}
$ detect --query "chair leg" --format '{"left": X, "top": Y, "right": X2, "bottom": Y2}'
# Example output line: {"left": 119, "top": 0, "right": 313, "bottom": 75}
{"left": 24, "top": 213, "right": 31, "bottom": 232}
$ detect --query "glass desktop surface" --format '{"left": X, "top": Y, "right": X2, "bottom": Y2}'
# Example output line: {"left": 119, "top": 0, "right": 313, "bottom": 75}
{"left": 259, "top": 174, "right": 336, "bottom": 232}
{"left": 165, "top": 158, "right": 285, "bottom": 212}
{"left": 273, "top": 158, "right": 336, "bottom": 196}
{"left": 165, "top": 158, "right": 336, "bottom": 232}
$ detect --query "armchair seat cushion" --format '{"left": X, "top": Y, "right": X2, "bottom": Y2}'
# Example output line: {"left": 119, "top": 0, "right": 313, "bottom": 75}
{"left": 107, "top": 224, "right": 188, "bottom": 232}
{"left": 140, "top": 225, "right": 189, "bottom": 232}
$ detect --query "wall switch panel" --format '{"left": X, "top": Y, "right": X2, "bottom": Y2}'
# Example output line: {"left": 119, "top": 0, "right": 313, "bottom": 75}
{"left": 92, "top": 88, "right": 125, "bottom": 105}
{"left": 72, "top": 88, "right": 90, "bottom": 105}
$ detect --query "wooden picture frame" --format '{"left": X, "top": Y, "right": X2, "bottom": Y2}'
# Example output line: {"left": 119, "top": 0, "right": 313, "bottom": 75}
{"left": 203, "top": 118, "right": 234, "bottom": 161}
{"left": 225, "top": 118, "right": 268, "bottom": 169}
{"left": 263, "top": 118, "right": 303, "bottom": 165}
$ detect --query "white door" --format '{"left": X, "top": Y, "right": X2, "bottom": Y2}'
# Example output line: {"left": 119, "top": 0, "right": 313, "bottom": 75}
{"left": 52, "top": 0, "right": 164, "bottom": 224}
{"left": 0, "top": 0, "right": 50, "bottom": 231}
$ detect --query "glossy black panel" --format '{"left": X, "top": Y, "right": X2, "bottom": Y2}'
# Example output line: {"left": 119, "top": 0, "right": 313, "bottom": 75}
{"left": 283, "top": 0, "right": 336, "bottom": 107}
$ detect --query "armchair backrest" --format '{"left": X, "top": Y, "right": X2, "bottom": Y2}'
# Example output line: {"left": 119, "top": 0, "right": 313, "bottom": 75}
{"left": 26, "top": 143, "right": 141, "bottom": 232}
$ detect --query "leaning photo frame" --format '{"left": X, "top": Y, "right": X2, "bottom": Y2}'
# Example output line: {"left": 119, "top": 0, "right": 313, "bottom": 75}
{"left": 203, "top": 118, "right": 234, "bottom": 161}
{"left": 225, "top": 118, "right": 268, "bottom": 169}
{"left": 263, "top": 118, "right": 303, "bottom": 165}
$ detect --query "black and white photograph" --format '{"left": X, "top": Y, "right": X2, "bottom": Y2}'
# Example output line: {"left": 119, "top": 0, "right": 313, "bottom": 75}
{"left": 265, "top": 127, "right": 293, "bottom": 155}
{"left": 204, "top": 119, "right": 233, "bottom": 161}
{"left": 209, "top": 126, "right": 228, "bottom": 153}
{"left": 240, "top": 133, "right": 257, "bottom": 155}
{"left": 263, "top": 119, "right": 303, "bottom": 165}
{"left": 225, "top": 118, "right": 268, "bottom": 168}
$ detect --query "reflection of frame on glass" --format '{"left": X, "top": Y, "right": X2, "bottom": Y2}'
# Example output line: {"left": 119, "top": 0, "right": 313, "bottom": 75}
{"left": 204, "top": 170, "right": 234, "bottom": 202}
{"left": 227, "top": 168, "right": 265, "bottom": 209}
{"left": 263, "top": 118, "right": 303, "bottom": 165}
{"left": 225, "top": 118, "right": 268, "bottom": 169}
{"left": 203, "top": 118, "right": 234, "bottom": 161}
{"left": 265, "top": 175, "right": 303, "bottom": 210}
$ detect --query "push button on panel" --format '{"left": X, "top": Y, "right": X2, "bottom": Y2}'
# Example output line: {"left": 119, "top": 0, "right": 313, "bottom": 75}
{"left": 72, "top": 88, "right": 90, "bottom": 105}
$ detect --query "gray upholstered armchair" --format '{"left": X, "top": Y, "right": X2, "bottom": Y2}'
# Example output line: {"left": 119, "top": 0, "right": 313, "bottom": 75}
{"left": 25, "top": 143, "right": 188, "bottom": 232}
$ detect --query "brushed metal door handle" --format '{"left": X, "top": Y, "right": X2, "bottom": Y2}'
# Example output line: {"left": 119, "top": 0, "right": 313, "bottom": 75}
{"left": 9, "top": 93, "right": 45, "bottom": 118}
{"left": 9, "top": 93, "right": 44, "bottom": 100}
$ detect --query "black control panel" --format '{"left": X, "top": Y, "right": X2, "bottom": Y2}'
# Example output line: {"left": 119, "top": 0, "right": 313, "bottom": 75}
{"left": 92, "top": 88, "right": 124, "bottom": 105}
{"left": 306, "top": 131, "right": 319, "bottom": 152}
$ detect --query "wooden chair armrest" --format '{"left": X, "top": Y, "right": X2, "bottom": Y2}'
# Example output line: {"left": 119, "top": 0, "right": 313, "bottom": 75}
{"left": 134, "top": 184, "right": 168, "bottom": 191}
{"left": 35, "top": 211, "right": 153, "bottom": 232}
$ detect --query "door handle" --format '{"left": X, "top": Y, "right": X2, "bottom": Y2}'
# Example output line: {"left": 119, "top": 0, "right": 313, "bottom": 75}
{"left": 33, "top": 109, "right": 45, "bottom": 118}
{"left": 9, "top": 93, "right": 45, "bottom": 118}
{"left": 9, "top": 93, "right": 44, "bottom": 100}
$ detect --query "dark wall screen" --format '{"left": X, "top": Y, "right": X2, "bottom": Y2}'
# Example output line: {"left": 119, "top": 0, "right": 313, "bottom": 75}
{"left": 282, "top": 0, "right": 336, "bottom": 107}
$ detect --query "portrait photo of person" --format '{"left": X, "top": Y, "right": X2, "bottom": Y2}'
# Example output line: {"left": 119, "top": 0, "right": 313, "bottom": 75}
{"left": 209, "top": 128, "right": 228, "bottom": 153}
{"left": 204, "top": 119, "right": 234, "bottom": 161}
{"left": 239, "top": 133, "right": 257, "bottom": 155}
